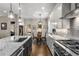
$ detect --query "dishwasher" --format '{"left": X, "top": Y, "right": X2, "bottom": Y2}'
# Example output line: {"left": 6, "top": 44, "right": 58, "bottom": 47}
{"left": 11, "top": 46, "right": 24, "bottom": 56}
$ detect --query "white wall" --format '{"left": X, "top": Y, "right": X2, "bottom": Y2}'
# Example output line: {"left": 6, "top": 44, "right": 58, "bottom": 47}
{"left": 0, "top": 15, "right": 19, "bottom": 38}
{"left": 0, "top": 16, "right": 11, "bottom": 38}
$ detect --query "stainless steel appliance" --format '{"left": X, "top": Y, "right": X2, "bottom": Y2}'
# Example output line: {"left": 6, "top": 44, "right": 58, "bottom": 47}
{"left": 58, "top": 40, "right": 79, "bottom": 55}
{"left": 54, "top": 40, "right": 79, "bottom": 56}
{"left": 54, "top": 42, "right": 72, "bottom": 56}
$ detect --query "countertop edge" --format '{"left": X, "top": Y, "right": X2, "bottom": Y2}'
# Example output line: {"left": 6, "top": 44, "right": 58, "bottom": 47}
{"left": 55, "top": 41, "right": 77, "bottom": 56}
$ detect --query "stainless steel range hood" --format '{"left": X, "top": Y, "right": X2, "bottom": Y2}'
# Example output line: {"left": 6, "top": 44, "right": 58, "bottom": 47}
{"left": 60, "top": 8, "right": 79, "bottom": 19}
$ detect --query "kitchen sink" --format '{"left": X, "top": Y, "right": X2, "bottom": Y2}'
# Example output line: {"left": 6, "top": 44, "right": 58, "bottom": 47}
{"left": 15, "top": 37, "right": 27, "bottom": 42}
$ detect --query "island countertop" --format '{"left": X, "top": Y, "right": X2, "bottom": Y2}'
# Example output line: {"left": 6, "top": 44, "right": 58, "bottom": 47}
{"left": 0, "top": 36, "right": 31, "bottom": 56}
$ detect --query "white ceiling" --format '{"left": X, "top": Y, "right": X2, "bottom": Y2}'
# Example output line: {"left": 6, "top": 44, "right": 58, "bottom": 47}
{"left": 0, "top": 3, "right": 57, "bottom": 19}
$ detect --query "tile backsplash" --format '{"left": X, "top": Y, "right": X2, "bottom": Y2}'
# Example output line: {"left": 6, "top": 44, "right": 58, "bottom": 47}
{"left": 55, "top": 29, "right": 68, "bottom": 37}
{"left": 69, "top": 17, "right": 79, "bottom": 39}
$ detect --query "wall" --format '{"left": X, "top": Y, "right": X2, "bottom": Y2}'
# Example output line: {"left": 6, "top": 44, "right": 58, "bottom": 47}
{"left": 48, "top": 3, "right": 71, "bottom": 38}
{"left": 61, "top": 3, "right": 79, "bottom": 39}
{"left": 0, "top": 15, "right": 19, "bottom": 38}
{"left": 23, "top": 18, "right": 48, "bottom": 36}
{"left": 0, "top": 16, "right": 11, "bottom": 38}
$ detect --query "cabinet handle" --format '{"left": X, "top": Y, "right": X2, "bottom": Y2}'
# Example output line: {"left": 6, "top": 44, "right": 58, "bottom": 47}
{"left": 17, "top": 48, "right": 24, "bottom": 56}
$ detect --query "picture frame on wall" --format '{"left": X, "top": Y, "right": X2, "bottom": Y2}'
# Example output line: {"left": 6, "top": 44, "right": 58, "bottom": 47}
{"left": 1, "top": 23, "right": 7, "bottom": 30}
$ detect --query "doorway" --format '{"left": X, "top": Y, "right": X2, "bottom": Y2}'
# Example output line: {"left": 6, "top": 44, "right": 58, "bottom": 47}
{"left": 19, "top": 25, "right": 23, "bottom": 35}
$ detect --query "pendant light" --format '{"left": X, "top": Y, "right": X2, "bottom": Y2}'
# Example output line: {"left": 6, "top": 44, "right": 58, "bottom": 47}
{"left": 18, "top": 3, "right": 24, "bottom": 25}
{"left": 8, "top": 3, "right": 14, "bottom": 19}
{"left": 18, "top": 3, "right": 22, "bottom": 22}
{"left": 38, "top": 13, "right": 42, "bottom": 24}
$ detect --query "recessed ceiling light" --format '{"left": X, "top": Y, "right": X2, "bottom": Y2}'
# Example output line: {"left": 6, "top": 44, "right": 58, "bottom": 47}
{"left": 18, "top": 7, "right": 22, "bottom": 10}
{"left": 52, "top": 22, "right": 57, "bottom": 25}
{"left": 58, "top": 6, "right": 62, "bottom": 10}
{"left": 3, "top": 10, "right": 7, "bottom": 13}
{"left": 41, "top": 7, "right": 45, "bottom": 10}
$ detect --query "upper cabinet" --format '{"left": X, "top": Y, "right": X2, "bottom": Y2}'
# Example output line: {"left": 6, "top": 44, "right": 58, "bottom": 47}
{"left": 49, "top": 4, "right": 71, "bottom": 29}
{"left": 71, "top": 3, "right": 76, "bottom": 11}
{"left": 48, "top": 3, "right": 72, "bottom": 33}
{"left": 62, "top": 3, "right": 71, "bottom": 17}
{"left": 48, "top": 4, "right": 63, "bottom": 30}
{"left": 60, "top": 3, "right": 79, "bottom": 19}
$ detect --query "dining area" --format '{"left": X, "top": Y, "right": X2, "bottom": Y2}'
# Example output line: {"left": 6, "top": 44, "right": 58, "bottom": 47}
{"left": 32, "top": 31, "right": 51, "bottom": 56}
{"left": 31, "top": 20, "right": 51, "bottom": 56}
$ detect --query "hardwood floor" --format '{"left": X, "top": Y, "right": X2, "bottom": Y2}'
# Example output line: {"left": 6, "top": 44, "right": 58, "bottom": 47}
{"left": 31, "top": 39, "right": 51, "bottom": 56}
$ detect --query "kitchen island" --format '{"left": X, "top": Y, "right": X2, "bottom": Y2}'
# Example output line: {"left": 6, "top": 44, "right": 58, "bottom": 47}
{"left": 0, "top": 36, "right": 32, "bottom": 56}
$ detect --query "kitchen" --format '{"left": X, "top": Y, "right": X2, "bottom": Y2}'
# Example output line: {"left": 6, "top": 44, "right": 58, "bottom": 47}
{"left": 0, "top": 3, "right": 79, "bottom": 56}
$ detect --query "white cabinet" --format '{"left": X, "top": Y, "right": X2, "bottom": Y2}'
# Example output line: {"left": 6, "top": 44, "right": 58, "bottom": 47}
{"left": 46, "top": 36, "right": 54, "bottom": 55}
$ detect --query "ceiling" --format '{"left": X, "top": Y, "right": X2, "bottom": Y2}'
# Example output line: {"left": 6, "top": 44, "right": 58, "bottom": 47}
{"left": 0, "top": 3, "right": 57, "bottom": 19}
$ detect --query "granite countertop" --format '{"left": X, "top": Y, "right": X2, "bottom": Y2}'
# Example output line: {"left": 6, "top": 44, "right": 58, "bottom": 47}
{"left": 0, "top": 36, "right": 31, "bottom": 56}
{"left": 47, "top": 34, "right": 79, "bottom": 56}
{"left": 48, "top": 34, "right": 68, "bottom": 40}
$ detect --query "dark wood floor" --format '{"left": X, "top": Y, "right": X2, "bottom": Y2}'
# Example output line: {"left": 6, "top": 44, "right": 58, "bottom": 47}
{"left": 31, "top": 39, "right": 51, "bottom": 56}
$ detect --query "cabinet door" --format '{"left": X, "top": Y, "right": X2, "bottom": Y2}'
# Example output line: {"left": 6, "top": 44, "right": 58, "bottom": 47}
{"left": 46, "top": 36, "right": 54, "bottom": 48}
{"left": 23, "top": 38, "right": 32, "bottom": 56}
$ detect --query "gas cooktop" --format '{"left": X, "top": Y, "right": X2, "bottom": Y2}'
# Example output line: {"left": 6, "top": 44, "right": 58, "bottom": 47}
{"left": 57, "top": 40, "right": 79, "bottom": 55}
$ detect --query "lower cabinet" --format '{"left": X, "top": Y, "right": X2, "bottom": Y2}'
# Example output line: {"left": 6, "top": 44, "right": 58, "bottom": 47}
{"left": 23, "top": 37, "right": 32, "bottom": 56}
{"left": 11, "top": 37, "right": 32, "bottom": 56}
{"left": 11, "top": 46, "right": 24, "bottom": 56}
{"left": 46, "top": 36, "right": 54, "bottom": 55}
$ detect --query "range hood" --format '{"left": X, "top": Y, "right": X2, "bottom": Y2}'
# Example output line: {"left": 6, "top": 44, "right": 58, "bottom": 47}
{"left": 60, "top": 8, "right": 79, "bottom": 19}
